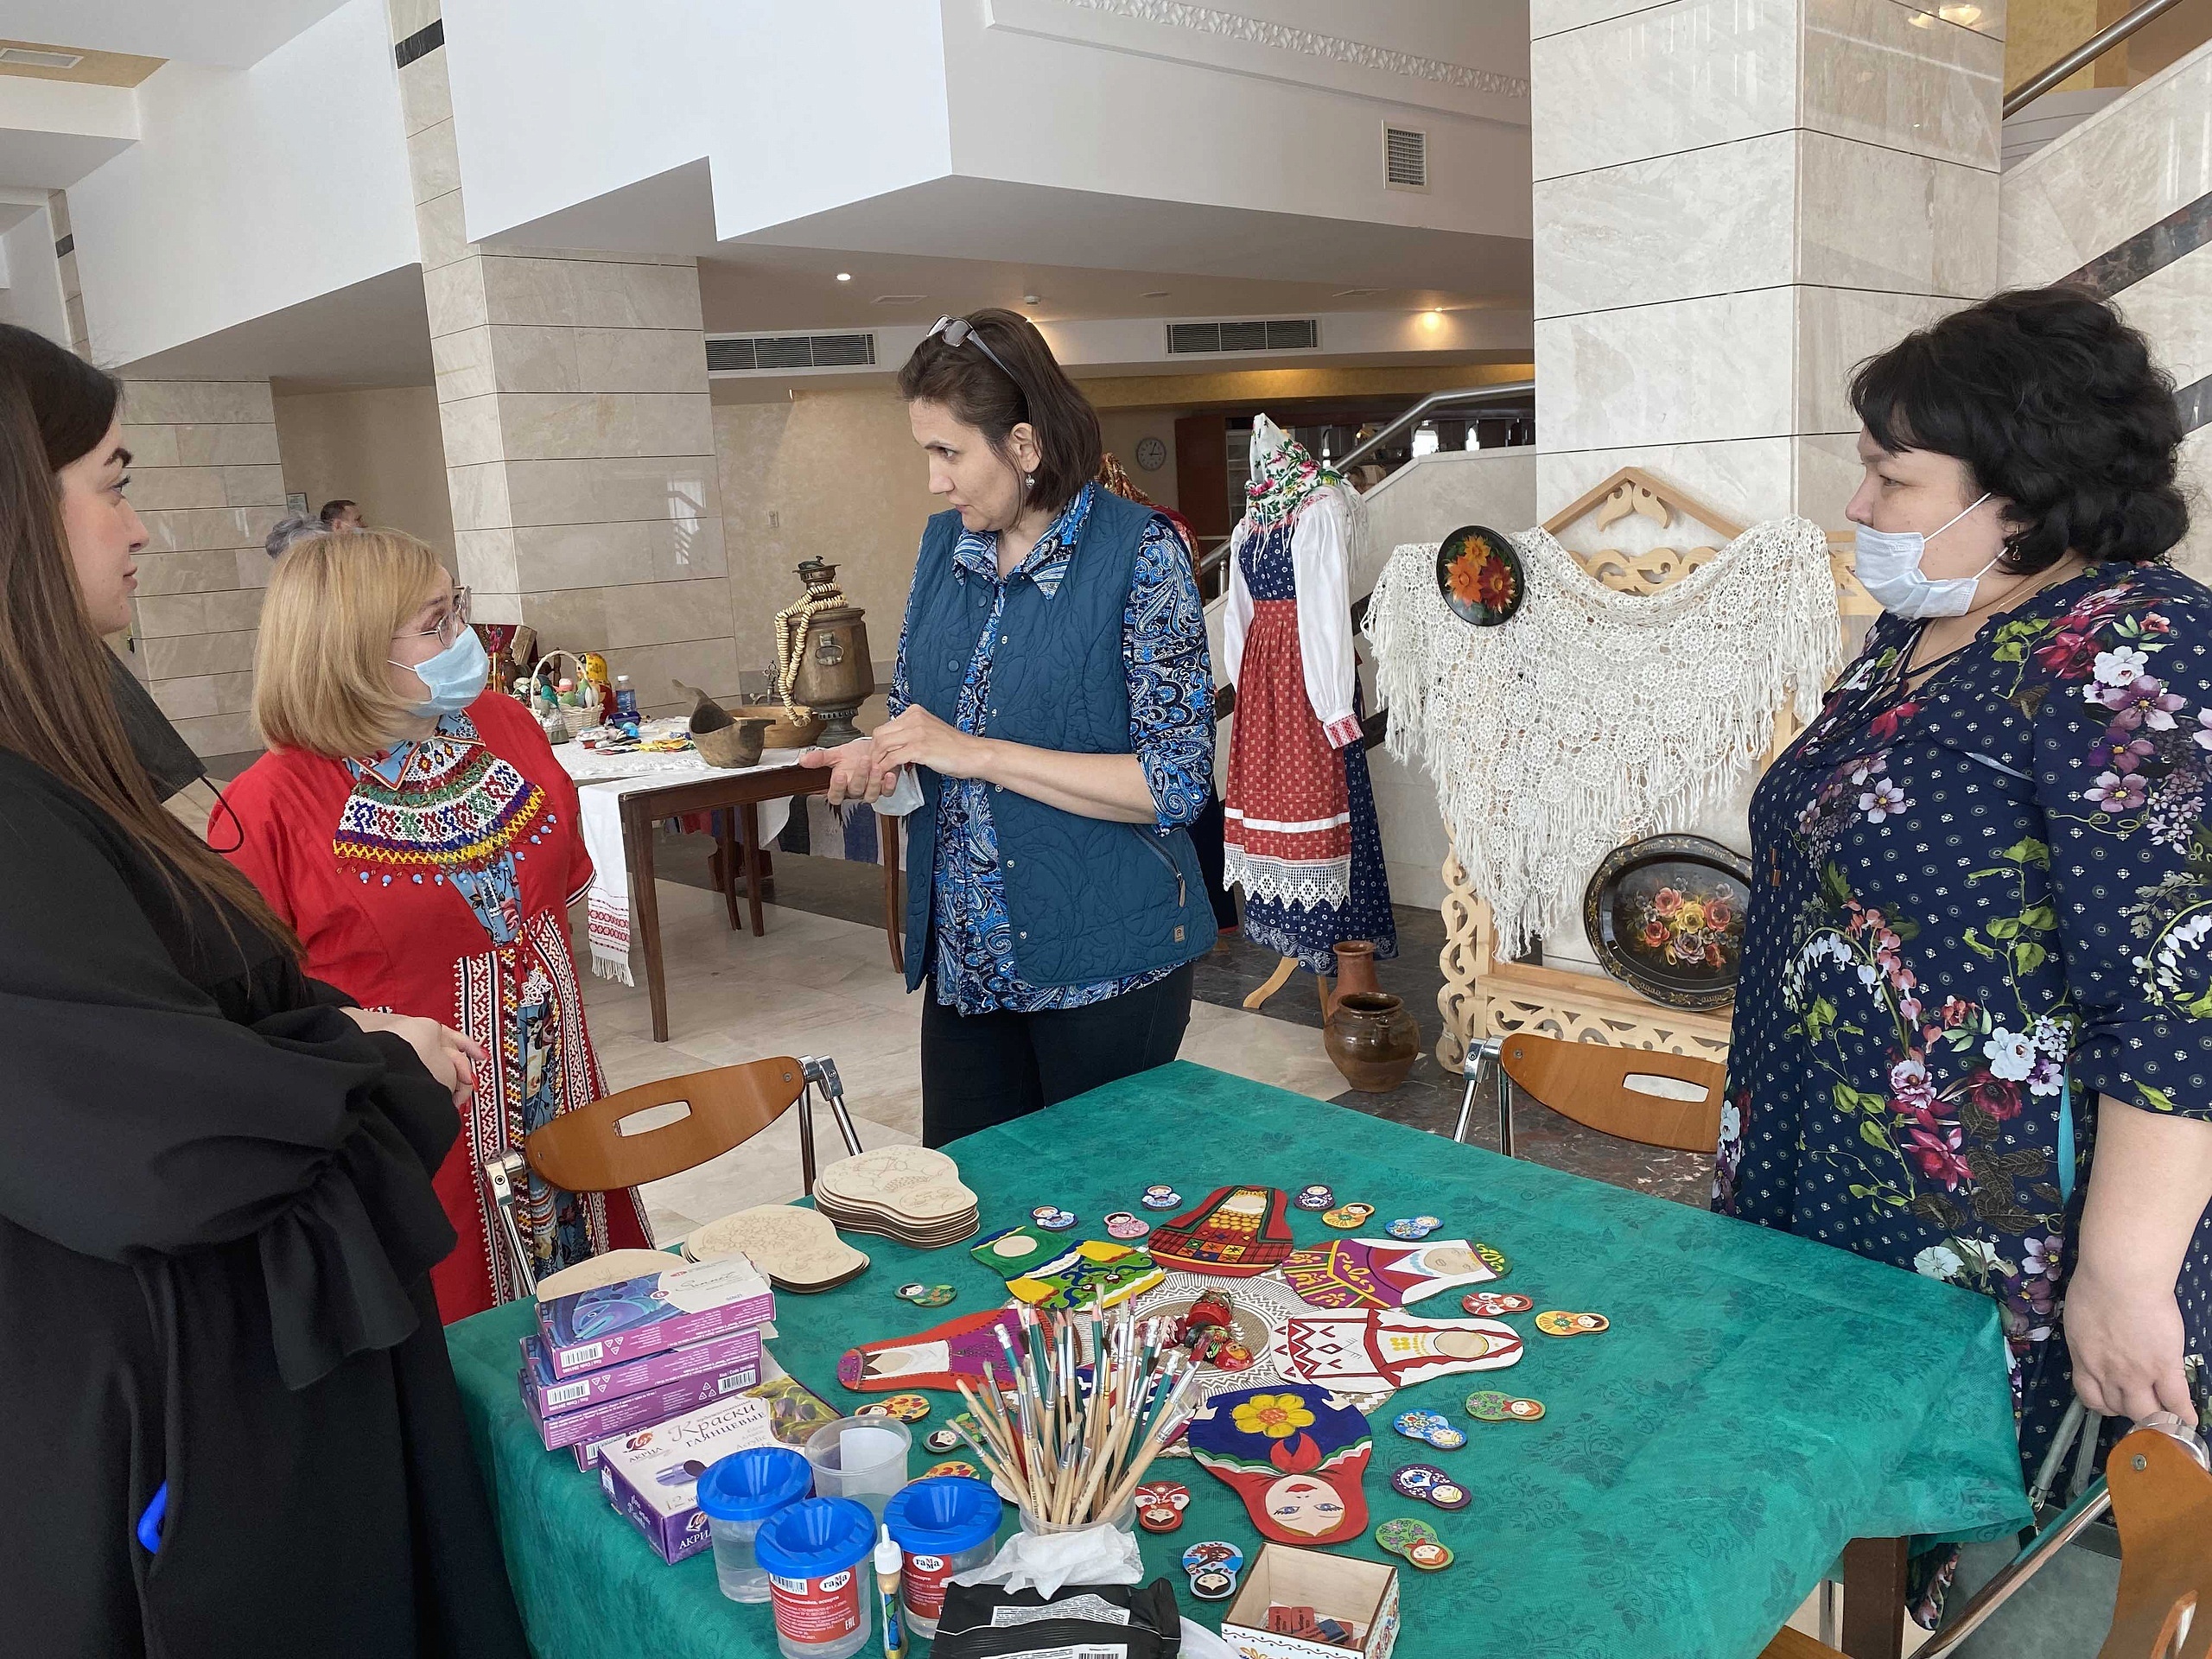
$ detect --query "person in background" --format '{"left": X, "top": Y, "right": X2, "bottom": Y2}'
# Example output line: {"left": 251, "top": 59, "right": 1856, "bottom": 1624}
{"left": 264, "top": 512, "right": 324, "bottom": 560}
{"left": 804, "top": 310, "right": 1217, "bottom": 1145}
{"left": 1719, "top": 287, "right": 2211, "bottom": 1627}
{"left": 0, "top": 330, "right": 528, "bottom": 1653}
{"left": 219, "top": 531, "right": 652, "bottom": 1319}
{"left": 320, "top": 497, "right": 362, "bottom": 531}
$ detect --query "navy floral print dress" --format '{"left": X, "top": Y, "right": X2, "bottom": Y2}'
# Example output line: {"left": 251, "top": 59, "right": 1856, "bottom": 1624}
{"left": 1719, "top": 560, "right": 2212, "bottom": 1611}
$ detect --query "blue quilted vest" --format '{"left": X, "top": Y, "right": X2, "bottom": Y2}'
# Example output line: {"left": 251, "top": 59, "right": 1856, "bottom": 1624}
{"left": 899, "top": 489, "right": 1216, "bottom": 992}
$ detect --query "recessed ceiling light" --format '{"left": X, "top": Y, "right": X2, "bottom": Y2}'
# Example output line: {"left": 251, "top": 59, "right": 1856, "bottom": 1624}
{"left": 0, "top": 46, "right": 85, "bottom": 68}
{"left": 835, "top": 271, "right": 852, "bottom": 282}
{"left": 1021, "top": 294, "right": 1040, "bottom": 306}
{"left": 1142, "top": 289, "right": 1170, "bottom": 298}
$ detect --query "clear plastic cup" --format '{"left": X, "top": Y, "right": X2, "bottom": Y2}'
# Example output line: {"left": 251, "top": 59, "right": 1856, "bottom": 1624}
{"left": 1016, "top": 1493, "right": 1137, "bottom": 1538}
{"left": 802, "top": 1417, "right": 912, "bottom": 1522}
{"left": 696, "top": 1446, "right": 811, "bottom": 1603}
{"left": 754, "top": 1497, "right": 878, "bottom": 1659}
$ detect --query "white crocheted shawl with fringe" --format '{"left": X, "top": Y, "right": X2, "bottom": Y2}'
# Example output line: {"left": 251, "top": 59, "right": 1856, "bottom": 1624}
{"left": 1363, "top": 519, "right": 1841, "bottom": 961}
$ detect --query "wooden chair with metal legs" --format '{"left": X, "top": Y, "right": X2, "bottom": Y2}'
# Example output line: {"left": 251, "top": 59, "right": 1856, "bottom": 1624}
{"left": 1764, "top": 1421, "right": 2212, "bottom": 1659}
{"left": 1452, "top": 1031, "right": 1726, "bottom": 1157}
{"left": 482, "top": 1054, "right": 864, "bottom": 1297}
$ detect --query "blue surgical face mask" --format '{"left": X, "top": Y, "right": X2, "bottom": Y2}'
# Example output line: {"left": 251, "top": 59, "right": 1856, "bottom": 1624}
{"left": 1852, "top": 493, "right": 1997, "bottom": 619}
{"left": 390, "top": 626, "right": 488, "bottom": 718}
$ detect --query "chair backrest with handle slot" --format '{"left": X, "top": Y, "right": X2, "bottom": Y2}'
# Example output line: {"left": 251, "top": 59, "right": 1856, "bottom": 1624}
{"left": 1495, "top": 1033, "right": 1726, "bottom": 1154}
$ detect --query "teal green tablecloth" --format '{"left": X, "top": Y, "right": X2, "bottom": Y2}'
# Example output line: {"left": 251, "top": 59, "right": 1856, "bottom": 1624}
{"left": 449, "top": 1061, "right": 2031, "bottom": 1659}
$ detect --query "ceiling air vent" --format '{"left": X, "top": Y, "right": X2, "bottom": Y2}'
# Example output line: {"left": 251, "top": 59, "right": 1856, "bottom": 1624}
{"left": 705, "top": 332, "right": 879, "bottom": 373}
{"left": 0, "top": 46, "right": 85, "bottom": 68}
{"left": 1383, "top": 124, "right": 1428, "bottom": 191}
{"left": 1166, "top": 318, "right": 1320, "bottom": 355}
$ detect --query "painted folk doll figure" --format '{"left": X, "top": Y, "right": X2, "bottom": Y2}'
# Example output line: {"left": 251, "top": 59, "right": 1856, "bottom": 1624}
{"left": 221, "top": 533, "right": 651, "bottom": 1321}
{"left": 1268, "top": 1309, "right": 1524, "bottom": 1395}
{"left": 1188, "top": 1386, "right": 1372, "bottom": 1545}
{"left": 1146, "top": 1185, "right": 1296, "bottom": 1276}
{"left": 1220, "top": 416, "right": 1395, "bottom": 970}
{"left": 1278, "top": 1236, "right": 1511, "bottom": 1310}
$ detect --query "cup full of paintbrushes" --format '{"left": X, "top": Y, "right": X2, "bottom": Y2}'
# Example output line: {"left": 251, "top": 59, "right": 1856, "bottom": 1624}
{"left": 945, "top": 1300, "right": 1205, "bottom": 1540}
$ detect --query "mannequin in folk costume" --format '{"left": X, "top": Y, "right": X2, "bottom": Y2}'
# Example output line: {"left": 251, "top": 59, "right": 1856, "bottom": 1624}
{"left": 1221, "top": 416, "right": 1395, "bottom": 976}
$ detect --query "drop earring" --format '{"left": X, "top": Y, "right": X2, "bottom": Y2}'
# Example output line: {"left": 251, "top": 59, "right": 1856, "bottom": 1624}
{"left": 1025, "top": 474, "right": 1035, "bottom": 491}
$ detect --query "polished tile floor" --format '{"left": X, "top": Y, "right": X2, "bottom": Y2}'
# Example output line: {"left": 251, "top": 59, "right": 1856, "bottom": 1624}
{"left": 586, "top": 842, "right": 1715, "bottom": 1245}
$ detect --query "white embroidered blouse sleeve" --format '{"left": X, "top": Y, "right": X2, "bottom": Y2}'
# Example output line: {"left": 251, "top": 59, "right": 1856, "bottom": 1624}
{"left": 1291, "top": 490, "right": 1360, "bottom": 747}
{"left": 1221, "top": 518, "right": 1255, "bottom": 690}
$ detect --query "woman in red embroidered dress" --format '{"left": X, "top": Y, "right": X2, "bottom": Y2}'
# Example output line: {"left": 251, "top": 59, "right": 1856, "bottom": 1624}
{"left": 221, "top": 531, "right": 649, "bottom": 1319}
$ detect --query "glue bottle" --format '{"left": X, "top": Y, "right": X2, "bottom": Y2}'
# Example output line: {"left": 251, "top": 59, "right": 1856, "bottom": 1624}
{"left": 874, "top": 1526, "right": 906, "bottom": 1659}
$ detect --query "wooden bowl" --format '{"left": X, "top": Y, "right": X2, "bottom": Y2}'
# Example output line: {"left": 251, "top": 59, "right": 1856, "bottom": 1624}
{"left": 757, "top": 708, "right": 826, "bottom": 749}
{"left": 695, "top": 719, "right": 771, "bottom": 769}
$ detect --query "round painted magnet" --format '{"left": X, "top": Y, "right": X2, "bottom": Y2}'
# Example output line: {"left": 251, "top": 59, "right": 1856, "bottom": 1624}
{"left": 1465, "top": 1390, "right": 1547, "bottom": 1423}
{"left": 923, "top": 1427, "right": 963, "bottom": 1453}
{"left": 1140, "top": 1185, "right": 1183, "bottom": 1211}
{"left": 1103, "top": 1211, "right": 1150, "bottom": 1241}
{"left": 1294, "top": 1184, "right": 1334, "bottom": 1211}
{"left": 923, "top": 1459, "right": 979, "bottom": 1479}
{"left": 1460, "top": 1291, "right": 1535, "bottom": 1317}
{"left": 1385, "top": 1216, "right": 1440, "bottom": 1240}
{"left": 1033, "top": 1207, "right": 1077, "bottom": 1231}
{"left": 1320, "top": 1201, "right": 1374, "bottom": 1230}
{"left": 1535, "top": 1310, "right": 1610, "bottom": 1338}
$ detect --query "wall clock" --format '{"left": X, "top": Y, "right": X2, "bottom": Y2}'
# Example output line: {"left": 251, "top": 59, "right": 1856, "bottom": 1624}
{"left": 1135, "top": 435, "right": 1167, "bottom": 471}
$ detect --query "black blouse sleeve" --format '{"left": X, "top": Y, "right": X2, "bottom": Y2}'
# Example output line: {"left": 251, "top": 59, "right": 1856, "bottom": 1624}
{"left": 0, "top": 777, "right": 461, "bottom": 1389}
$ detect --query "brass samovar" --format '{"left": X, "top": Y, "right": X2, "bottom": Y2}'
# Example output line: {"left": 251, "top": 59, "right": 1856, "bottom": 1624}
{"left": 773, "top": 558, "right": 874, "bottom": 747}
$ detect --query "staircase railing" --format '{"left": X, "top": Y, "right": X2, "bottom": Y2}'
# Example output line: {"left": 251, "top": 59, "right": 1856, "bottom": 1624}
{"left": 2003, "top": 0, "right": 2183, "bottom": 117}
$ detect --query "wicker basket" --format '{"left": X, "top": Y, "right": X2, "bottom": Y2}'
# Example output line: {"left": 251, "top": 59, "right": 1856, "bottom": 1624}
{"left": 531, "top": 649, "right": 599, "bottom": 739}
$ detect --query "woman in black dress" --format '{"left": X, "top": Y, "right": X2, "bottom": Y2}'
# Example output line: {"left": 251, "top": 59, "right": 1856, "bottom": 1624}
{"left": 0, "top": 330, "right": 529, "bottom": 1653}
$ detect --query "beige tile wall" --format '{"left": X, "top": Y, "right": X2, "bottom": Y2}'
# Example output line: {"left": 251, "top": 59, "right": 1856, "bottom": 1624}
{"left": 391, "top": 0, "right": 734, "bottom": 714}
{"left": 272, "top": 385, "right": 458, "bottom": 562}
{"left": 121, "top": 378, "right": 285, "bottom": 757}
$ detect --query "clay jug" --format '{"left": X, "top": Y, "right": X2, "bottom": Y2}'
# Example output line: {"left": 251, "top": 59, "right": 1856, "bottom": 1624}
{"left": 1327, "top": 940, "right": 1383, "bottom": 1012}
{"left": 1325, "top": 991, "right": 1421, "bottom": 1093}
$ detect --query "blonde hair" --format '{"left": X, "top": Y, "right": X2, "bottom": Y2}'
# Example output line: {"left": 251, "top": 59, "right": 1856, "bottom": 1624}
{"left": 253, "top": 529, "right": 449, "bottom": 758}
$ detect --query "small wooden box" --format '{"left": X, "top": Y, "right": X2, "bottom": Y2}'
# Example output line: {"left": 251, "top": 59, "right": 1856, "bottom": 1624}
{"left": 1218, "top": 1545, "right": 1401, "bottom": 1659}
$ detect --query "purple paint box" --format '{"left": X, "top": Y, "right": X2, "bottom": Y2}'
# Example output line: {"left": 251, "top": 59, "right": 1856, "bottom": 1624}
{"left": 518, "top": 1325, "right": 764, "bottom": 1421}
{"left": 597, "top": 1393, "right": 798, "bottom": 1564}
{"left": 536, "top": 1255, "right": 774, "bottom": 1378}
{"left": 522, "top": 1353, "right": 763, "bottom": 1450}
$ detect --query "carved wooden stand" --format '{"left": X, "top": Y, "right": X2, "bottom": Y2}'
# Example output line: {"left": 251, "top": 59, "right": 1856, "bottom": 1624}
{"left": 1432, "top": 467, "right": 1878, "bottom": 1071}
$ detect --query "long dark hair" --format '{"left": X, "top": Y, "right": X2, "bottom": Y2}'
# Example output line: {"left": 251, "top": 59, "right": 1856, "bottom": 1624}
{"left": 0, "top": 324, "right": 295, "bottom": 952}
{"left": 1850, "top": 285, "right": 2188, "bottom": 573}
{"left": 896, "top": 308, "right": 1103, "bottom": 512}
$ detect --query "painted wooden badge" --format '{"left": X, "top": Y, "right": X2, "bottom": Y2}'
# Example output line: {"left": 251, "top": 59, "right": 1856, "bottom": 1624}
{"left": 1459, "top": 1291, "right": 1535, "bottom": 1317}
{"left": 1535, "top": 1310, "right": 1610, "bottom": 1338}
{"left": 1465, "top": 1390, "right": 1547, "bottom": 1423}
{"left": 1384, "top": 1215, "right": 1443, "bottom": 1240}
{"left": 1135, "top": 1481, "right": 1191, "bottom": 1533}
{"left": 895, "top": 1281, "right": 956, "bottom": 1307}
{"left": 1141, "top": 1185, "right": 1183, "bottom": 1211}
{"left": 1390, "top": 1463, "right": 1470, "bottom": 1511}
{"left": 923, "top": 1460, "right": 979, "bottom": 1479}
{"left": 1032, "top": 1206, "right": 1077, "bottom": 1231}
{"left": 1294, "top": 1185, "right": 1335, "bottom": 1211}
{"left": 1392, "top": 1409, "right": 1468, "bottom": 1451}
{"left": 1103, "top": 1211, "right": 1151, "bottom": 1241}
{"left": 1319, "top": 1202, "right": 1374, "bottom": 1230}
{"left": 923, "top": 1427, "right": 963, "bottom": 1453}
{"left": 1182, "top": 1540, "right": 1243, "bottom": 1575}
{"left": 1374, "top": 1517, "right": 1453, "bottom": 1570}
{"left": 857, "top": 1392, "right": 931, "bottom": 1423}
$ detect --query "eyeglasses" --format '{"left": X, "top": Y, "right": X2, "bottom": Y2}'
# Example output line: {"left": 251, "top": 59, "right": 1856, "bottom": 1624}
{"left": 394, "top": 587, "right": 472, "bottom": 646}
{"left": 927, "top": 315, "right": 1020, "bottom": 386}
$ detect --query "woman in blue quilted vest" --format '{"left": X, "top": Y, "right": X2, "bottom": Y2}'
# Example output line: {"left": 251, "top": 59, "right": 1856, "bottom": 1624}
{"left": 802, "top": 310, "right": 1217, "bottom": 1145}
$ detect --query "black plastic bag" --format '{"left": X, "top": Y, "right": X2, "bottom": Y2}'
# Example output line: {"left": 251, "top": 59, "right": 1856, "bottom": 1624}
{"left": 928, "top": 1577, "right": 1183, "bottom": 1659}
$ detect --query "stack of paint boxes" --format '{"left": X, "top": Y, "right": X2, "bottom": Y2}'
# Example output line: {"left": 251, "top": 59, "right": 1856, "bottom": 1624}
{"left": 520, "top": 1254, "right": 776, "bottom": 1459}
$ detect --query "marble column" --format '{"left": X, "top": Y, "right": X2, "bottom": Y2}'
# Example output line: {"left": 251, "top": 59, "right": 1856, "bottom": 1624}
{"left": 49, "top": 191, "right": 88, "bottom": 358}
{"left": 389, "top": 1, "right": 737, "bottom": 711}
{"left": 1530, "top": 0, "right": 2006, "bottom": 531}
{"left": 119, "top": 378, "right": 287, "bottom": 756}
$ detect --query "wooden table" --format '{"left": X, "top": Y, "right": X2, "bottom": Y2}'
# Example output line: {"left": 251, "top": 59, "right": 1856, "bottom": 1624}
{"left": 611, "top": 765, "right": 903, "bottom": 1042}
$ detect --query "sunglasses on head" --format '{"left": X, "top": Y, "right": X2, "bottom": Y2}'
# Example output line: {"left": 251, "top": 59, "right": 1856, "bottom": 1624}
{"left": 927, "top": 315, "right": 1020, "bottom": 385}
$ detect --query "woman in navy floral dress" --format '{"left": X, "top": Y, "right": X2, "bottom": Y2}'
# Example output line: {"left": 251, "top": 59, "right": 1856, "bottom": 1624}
{"left": 1719, "top": 289, "right": 2212, "bottom": 1620}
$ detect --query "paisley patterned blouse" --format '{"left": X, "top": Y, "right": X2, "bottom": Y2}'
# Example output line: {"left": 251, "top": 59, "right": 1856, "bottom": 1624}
{"left": 1721, "top": 561, "right": 2212, "bottom": 1541}
{"left": 889, "top": 481, "right": 1215, "bottom": 1014}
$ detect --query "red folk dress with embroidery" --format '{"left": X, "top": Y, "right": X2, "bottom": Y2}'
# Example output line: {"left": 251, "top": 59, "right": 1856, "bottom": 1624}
{"left": 220, "top": 690, "right": 648, "bottom": 1320}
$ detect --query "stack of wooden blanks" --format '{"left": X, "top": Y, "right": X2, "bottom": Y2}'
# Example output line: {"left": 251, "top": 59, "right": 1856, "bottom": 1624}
{"left": 812, "top": 1146, "right": 980, "bottom": 1248}
{"left": 684, "top": 1204, "right": 869, "bottom": 1294}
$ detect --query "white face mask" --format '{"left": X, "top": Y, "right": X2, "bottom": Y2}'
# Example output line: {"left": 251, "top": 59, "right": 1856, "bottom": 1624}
{"left": 1852, "top": 493, "right": 1997, "bottom": 619}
